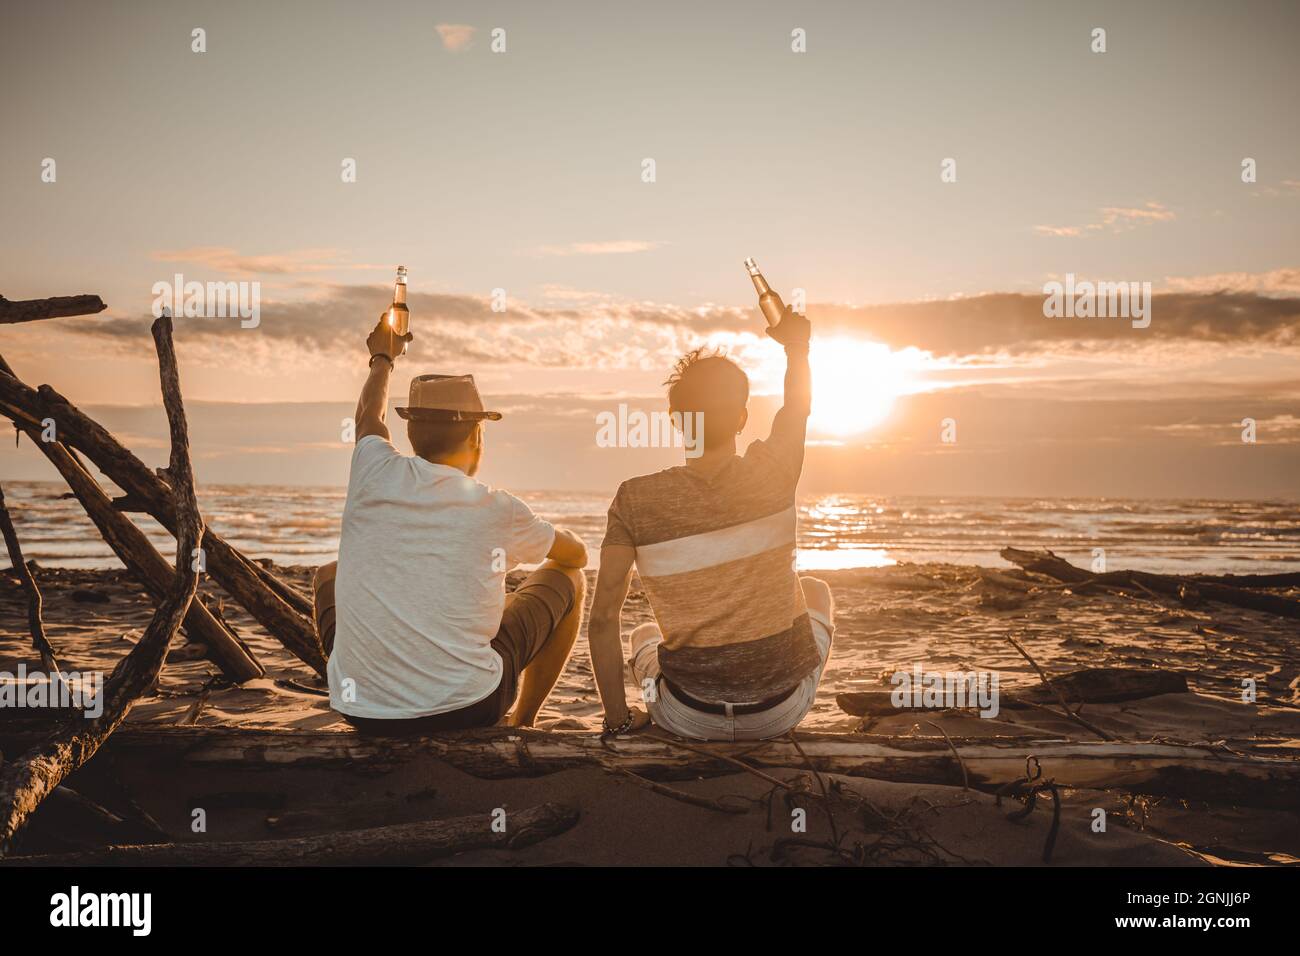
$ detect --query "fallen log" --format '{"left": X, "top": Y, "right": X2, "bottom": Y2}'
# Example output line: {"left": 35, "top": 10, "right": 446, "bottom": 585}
{"left": 0, "top": 315, "right": 203, "bottom": 856}
{"left": 1001, "top": 547, "right": 1300, "bottom": 620}
{"left": 4, "top": 724, "right": 1294, "bottom": 811}
{"left": 15, "top": 437, "right": 263, "bottom": 682}
{"left": 837, "top": 666, "right": 1189, "bottom": 717}
{"left": 1190, "top": 571, "right": 1300, "bottom": 589}
{"left": 0, "top": 363, "right": 326, "bottom": 675}
{"left": 2, "top": 801, "right": 579, "bottom": 866}
{"left": 0, "top": 295, "right": 106, "bottom": 326}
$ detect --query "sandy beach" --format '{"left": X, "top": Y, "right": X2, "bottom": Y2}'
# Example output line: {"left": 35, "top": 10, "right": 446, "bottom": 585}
{"left": 3, "top": 561, "right": 1298, "bottom": 866}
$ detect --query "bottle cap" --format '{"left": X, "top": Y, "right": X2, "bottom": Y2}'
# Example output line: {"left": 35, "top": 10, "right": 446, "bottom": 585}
{"left": 744, "top": 257, "right": 759, "bottom": 275}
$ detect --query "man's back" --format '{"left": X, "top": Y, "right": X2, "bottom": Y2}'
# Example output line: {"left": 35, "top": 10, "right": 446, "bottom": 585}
{"left": 327, "top": 435, "right": 554, "bottom": 719}
{"left": 603, "top": 435, "right": 820, "bottom": 703}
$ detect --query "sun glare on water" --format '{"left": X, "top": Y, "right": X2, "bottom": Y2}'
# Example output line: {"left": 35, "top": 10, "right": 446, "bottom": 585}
{"left": 807, "top": 336, "right": 910, "bottom": 435}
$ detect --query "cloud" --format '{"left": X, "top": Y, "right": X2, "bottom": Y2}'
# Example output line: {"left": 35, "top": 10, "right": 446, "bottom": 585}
{"left": 809, "top": 291, "right": 1299, "bottom": 355}
{"left": 1162, "top": 267, "right": 1300, "bottom": 297}
{"left": 151, "top": 247, "right": 377, "bottom": 277}
{"left": 57, "top": 280, "right": 1300, "bottom": 374}
{"left": 435, "top": 24, "right": 475, "bottom": 52}
{"left": 534, "top": 240, "right": 665, "bottom": 257}
{"left": 1032, "top": 225, "right": 1083, "bottom": 238}
{"left": 1035, "top": 201, "right": 1176, "bottom": 238}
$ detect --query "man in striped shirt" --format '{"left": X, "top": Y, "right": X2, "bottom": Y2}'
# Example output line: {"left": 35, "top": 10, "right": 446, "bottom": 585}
{"left": 587, "top": 306, "right": 835, "bottom": 740}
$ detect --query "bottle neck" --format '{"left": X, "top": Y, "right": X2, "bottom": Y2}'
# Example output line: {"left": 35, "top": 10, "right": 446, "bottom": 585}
{"left": 749, "top": 272, "right": 771, "bottom": 296}
{"left": 393, "top": 280, "right": 407, "bottom": 305}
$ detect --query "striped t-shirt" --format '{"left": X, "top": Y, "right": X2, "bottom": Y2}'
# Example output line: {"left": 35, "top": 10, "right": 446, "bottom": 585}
{"left": 602, "top": 433, "right": 819, "bottom": 704}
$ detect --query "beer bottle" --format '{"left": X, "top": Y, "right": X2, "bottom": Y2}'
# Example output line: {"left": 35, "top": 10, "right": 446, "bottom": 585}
{"left": 387, "top": 266, "right": 409, "bottom": 335}
{"left": 744, "top": 257, "right": 785, "bottom": 328}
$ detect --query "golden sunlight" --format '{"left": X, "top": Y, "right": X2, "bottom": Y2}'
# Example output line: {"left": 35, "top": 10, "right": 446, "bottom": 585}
{"left": 807, "top": 336, "right": 910, "bottom": 435}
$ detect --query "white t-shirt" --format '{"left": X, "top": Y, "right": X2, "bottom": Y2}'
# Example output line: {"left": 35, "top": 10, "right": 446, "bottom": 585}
{"left": 327, "top": 435, "right": 556, "bottom": 719}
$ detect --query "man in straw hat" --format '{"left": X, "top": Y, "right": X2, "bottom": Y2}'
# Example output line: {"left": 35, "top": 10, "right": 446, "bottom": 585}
{"left": 312, "top": 315, "right": 590, "bottom": 733}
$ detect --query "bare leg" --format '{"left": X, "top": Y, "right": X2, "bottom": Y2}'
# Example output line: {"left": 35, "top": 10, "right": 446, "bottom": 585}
{"left": 507, "top": 561, "right": 587, "bottom": 727}
{"left": 312, "top": 561, "right": 338, "bottom": 658}
{"left": 799, "top": 575, "right": 834, "bottom": 622}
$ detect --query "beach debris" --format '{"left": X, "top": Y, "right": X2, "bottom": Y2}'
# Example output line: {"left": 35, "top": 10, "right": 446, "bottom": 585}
{"left": 977, "top": 587, "right": 1027, "bottom": 610}
{"left": 994, "top": 755, "right": 1061, "bottom": 864}
{"left": 0, "top": 294, "right": 106, "bottom": 326}
{"left": 33, "top": 440, "right": 261, "bottom": 683}
{"left": 7, "top": 723, "right": 1296, "bottom": 812}
{"left": 15, "top": 785, "right": 161, "bottom": 855}
{"left": 0, "top": 801, "right": 580, "bottom": 866}
{"left": 1005, "top": 633, "right": 1116, "bottom": 741}
{"left": 0, "top": 314, "right": 205, "bottom": 857}
{"left": 0, "top": 483, "right": 63, "bottom": 679}
{"left": 836, "top": 666, "right": 1188, "bottom": 717}
{"left": 0, "top": 308, "right": 324, "bottom": 674}
{"left": 1001, "top": 547, "right": 1300, "bottom": 620}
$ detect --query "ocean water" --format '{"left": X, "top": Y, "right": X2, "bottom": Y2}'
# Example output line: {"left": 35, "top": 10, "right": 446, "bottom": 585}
{"left": 2, "top": 480, "right": 1297, "bottom": 575}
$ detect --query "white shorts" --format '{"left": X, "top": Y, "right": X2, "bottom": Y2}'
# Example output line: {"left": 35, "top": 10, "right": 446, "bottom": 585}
{"left": 627, "top": 609, "right": 834, "bottom": 742}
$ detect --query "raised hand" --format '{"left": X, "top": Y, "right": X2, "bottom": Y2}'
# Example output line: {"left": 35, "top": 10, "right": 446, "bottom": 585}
{"left": 366, "top": 313, "right": 413, "bottom": 364}
{"left": 764, "top": 305, "right": 811, "bottom": 348}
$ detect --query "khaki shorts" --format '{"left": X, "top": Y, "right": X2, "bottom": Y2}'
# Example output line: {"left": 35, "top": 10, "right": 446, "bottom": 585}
{"left": 628, "top": 609, "right": 834, "bottom": 742}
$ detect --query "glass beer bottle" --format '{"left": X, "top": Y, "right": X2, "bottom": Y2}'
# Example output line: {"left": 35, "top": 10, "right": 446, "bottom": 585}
{"left": 387, "top": 266, "right": 409, "bottom": 335}
{"left": 744, "top": 257, "right": 784, "bottom": 328}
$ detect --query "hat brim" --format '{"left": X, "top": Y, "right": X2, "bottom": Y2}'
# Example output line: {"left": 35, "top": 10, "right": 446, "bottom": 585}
{"left": 395, "top": 407, "right": 502, "bottom": 422}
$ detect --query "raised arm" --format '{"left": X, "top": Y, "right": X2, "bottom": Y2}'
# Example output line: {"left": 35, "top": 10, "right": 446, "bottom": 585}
{"left": 356, "top": 315, "right": 413, "bottom": 442}
{"left": 765, "top": 306, "right": 812, "bottom": 454}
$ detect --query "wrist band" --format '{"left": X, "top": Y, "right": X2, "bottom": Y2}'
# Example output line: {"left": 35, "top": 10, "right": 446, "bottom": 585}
{"left": 369, "top": 354, "right": 393, "bottom": 370}
{"left": 602, "top": 710, "right": 635, "bottom": 736}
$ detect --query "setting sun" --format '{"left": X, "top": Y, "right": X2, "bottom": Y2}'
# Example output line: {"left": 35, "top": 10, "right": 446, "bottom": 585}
{"left": 807, "top": 336, "right": 911, "bottom": 436}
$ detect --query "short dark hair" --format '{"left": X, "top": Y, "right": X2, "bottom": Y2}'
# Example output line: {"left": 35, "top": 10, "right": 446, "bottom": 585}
{"left": 664, "top": 347, "right": 749, "bottom": 448}
{"left": 407, "top": 419, "right": 479, "bottom": 460}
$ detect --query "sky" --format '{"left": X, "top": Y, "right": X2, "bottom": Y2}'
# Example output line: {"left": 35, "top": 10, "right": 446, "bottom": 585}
{"left": 1, "top": 0, "right": 1298, "bottom": 497}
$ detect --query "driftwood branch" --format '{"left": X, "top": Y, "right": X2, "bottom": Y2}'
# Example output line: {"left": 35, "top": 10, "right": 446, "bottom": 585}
{"left": 1001, "top": 547, "right": 1300, "bottom": 620}
{"left": 0, "top": 315, "right": 203, "bottom": 856}
{"left": 837, "top": 667, "right": 1188, "bottom": 716}
{"left": 2, "top": 802, "right": 579, "bottom": 866}
{"left": 1005, "top": 635, "right": 1115, "bottom": 741}
{"left": 0, "top": 295, "right": 106, "bottom": 326}
{"left": 14, "top": 436, "right": 263, "bottom": 682}
{"left": 0, "top": 361, "right": 325, "bottom": 675}
{"left": 0, "top": 484, "right": 61, "bottom": 675}
{"left": 4, "top": 724, "right": 1294, "bottom": 811}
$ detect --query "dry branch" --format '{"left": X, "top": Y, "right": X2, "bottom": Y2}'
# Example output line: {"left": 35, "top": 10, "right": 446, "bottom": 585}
{"left": 0, "top": 362, "right": 325, "bottom": 675}
{"left": 1001, "top": 547, "right": 1300, "bottom": 620}
{"left": 0, "top": 484, "right": 61, "bottom": 675}
{"left": 1005, "top": 635, "right": 1115, "bottom": 741}
{"left": 0, "top": 315, "right": 203, "bottom": 856}
{"left": 2, "top": 801, "right": 579, "bottom": 866}
{"left": 0, "top": 295, "right": 106, "bottom": 326}
{"left": 12, "top": 437, "right": 263, "bottom": 682}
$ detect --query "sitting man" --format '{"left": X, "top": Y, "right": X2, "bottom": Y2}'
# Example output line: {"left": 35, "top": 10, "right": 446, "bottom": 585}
{"left": 314, "top": 316, "right": 589, "bottom": 734}
{"left": 587, "top": 306, "right": 834, "bottom": 740}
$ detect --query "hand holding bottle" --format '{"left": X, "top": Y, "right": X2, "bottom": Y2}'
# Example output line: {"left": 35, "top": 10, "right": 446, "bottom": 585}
{"left": 765, "top": 304, "right": 811, "bottom": 348}
{"left": 367, "top": 314, "right": 412, "bottom": 366}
